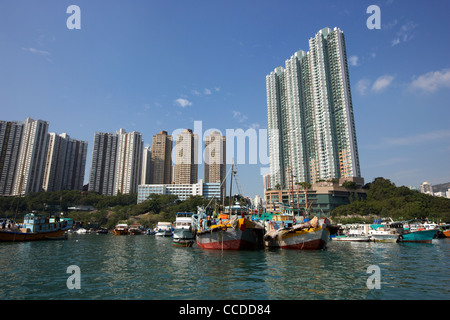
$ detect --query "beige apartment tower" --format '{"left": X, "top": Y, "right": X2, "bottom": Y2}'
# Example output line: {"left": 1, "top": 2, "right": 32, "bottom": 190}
{"left": 174, "top": 129, "right": 198, "bottom": 184}
{"left": 150, "top": 131, "right": 173, "bottom": 184}
{"left": 204, "top": 131, "right": 226, "bottom": 198}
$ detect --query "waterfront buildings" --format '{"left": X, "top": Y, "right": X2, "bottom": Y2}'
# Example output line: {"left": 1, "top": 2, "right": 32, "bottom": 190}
{"left": 204, "top": 131, "right": 226, "bottom": 199}
{"left": 266, "top": 27, "right": 361, "bottom": 189}
{"left": 174, "top": 129, "right": 198, "bottom": 184}
{"left": 43, "top": 133, "right": 87, "bottom": 192}
{"left": 150, "top": 131, "right": 172, "bottom": 184}
{"left": 265, "top": 179, "right": 365, "bottom": 216}
{"left": 137, "top": 179, "right": 220, "bottom": 203}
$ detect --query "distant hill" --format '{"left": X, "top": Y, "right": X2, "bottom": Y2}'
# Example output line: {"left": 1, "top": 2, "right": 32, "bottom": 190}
{"left": 433, "top": 182, "right": 450, "bottom": 193}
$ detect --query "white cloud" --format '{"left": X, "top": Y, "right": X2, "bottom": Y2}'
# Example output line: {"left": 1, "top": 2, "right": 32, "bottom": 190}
{"left": 22, "top": 47, "right": 51, "bottom": 56}
{"left": 356, "top": 79, "right": 371, "bottom": 95}
{"left": 232, "top": 110, "right": 248, "bottom": 123}
{"left": 174, "top": 98, "right": 192, "bottom": 108}
{"left": 348, "top": 55, "right": 359, "bottom": 67}
{"left": 371, "top": 75, "right": 395, "bottom": 92}
{"left": 204, "top": 88, "right": 212, "bottom": 95}
{"left": 411, "top": 69, "right": 450, "bottom": 93}
{"left": 391, "top": 21, "right": 417, "bottom": 46}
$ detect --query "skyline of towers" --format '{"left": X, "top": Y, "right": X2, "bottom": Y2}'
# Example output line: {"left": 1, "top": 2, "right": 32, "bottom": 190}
{"left": 266, "top": 27, "right": 361, "bottom": 189}
{"left": 0, "top": 117, "right": 87, "bottom": 196}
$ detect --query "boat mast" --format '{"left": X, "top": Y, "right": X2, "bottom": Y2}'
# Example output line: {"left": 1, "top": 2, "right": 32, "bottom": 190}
{"left": 228, "top": 162, "right": 234, "bottom": 218}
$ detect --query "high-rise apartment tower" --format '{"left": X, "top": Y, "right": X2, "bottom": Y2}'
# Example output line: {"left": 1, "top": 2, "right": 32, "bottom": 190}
{"left": 204, "top": 131, "right": 226, "bottom": 198}
{"left": 266, "top": 27, "right": 361, "bottom": 188}
{"left": 174, "top": 129, "right": 198, "bottom": 185}
{"left": 150, "top": 131, "right": 173, "bottom": 184}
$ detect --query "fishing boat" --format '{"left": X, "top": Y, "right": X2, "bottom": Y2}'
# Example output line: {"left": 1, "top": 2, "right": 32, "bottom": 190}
{"left": 398, "top": 219, "right": 439, "bottom": 243}
{"left": 368, "top": 220, "right": 403, "bottom": 242}
{"left": 333, "top": 224, "right": 371, "bottom": 242}
{"left": 196, "top": 213, "right": 265, "bottom": 250}
{"left": 114, "top": 223, "right": 129, "bottom": 235}
{"left": 438, "top": 224, "right": 450, "bottom": 238}
{"left": 154, "top": 222, "right": 173, "bottom": 236}
{"left": 172, "top": 212, "right": 196, "bottom": 247}
{"left": 195, "top": 163, "right": 265, "bottom": 250}
{"left": 333, "top": 234, "right": 371, "bottom": 242}
{"left": 0, "top": 212, "right": 73, "bottom": 242}
{"left": 264, "top": 216, "right": 331, "bottom": 250}
{"left": 398, "top": 229, "right": 437, "bottom": 243}
{"left": 128, "top": 224, "right": 144, "bottom": 235}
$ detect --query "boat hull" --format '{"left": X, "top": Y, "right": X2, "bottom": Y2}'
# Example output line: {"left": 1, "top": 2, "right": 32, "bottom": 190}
{"left": 265, "top": 226, "right": 330, "bottom": 250}
{"left": 0, "top": 229, "right": 66, "bottom": 242}
{"left": 196, "top": 227, "right": 264, "bottom": 250}
{"left": 333, "top": 236, "right": 370, "bottom": 242}
{"left": 399, "top": 230, "right": 437, "bottom": 243}
{"left": 114, "top": 230, "right": 128, "bottom": 236}
{"left": 173, "top": 239, "right": 195, "bottom": 247}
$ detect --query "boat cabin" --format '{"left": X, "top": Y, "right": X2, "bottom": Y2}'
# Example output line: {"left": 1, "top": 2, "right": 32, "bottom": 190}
{"left": 22, "top": 212, "right": 73, "bottom": 233}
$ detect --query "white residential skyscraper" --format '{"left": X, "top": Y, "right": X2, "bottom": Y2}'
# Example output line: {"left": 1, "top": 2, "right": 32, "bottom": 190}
{"left": 114, "top": 129, "right": 143, "bottom": 195}
{"left": 12, "top": 118, "right": 49, "bottom": 196}
{"left": 267, "top": 27, "right": 361, "bottom": 188}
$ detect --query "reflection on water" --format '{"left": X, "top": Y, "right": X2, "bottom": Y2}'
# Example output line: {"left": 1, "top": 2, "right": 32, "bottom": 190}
{"left": 0, "top": 235, "right": 448, "bottom": 300}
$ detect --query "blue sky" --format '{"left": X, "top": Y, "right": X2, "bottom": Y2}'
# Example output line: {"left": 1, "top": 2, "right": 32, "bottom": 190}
{"left": 1, "top": 0, "right": 449, "bottom": 198}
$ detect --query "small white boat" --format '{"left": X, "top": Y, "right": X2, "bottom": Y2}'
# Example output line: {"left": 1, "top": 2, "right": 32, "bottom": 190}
{"left": 154, "top": 222, "right": 173, "bottom": 237}
{"left": 173, "top": 213, "right": 196, "bottom": 246}
{"left": 334, "top": 234, "right": 370, "bottom": 242}
{"left": 74, "top": 228, "right": 87, "bottom": 234}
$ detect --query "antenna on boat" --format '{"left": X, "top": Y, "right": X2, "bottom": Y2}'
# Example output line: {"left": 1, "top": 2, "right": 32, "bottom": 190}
{"left": 228, "top": 158, "right": 235, "bottom": 219}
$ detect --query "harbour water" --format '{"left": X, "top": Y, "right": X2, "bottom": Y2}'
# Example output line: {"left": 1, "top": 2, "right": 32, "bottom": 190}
{"left": 0, "top": 233, "right": 448, "bottom": 300}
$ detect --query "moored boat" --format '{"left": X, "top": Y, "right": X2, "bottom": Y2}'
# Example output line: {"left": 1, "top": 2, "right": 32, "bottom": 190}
{"left": 114, "top": 223, "right": 129, "bottom": 235}
{"left": 195, "top": 214, "right": 265, "bottom": 250}
{"left": 128, "top": 224, "right": 144, "bottom": 235}
{"left": 398, "top": 229, "right": 437, "bottom": 243}
{"left": 0, "top": 212, "right": 73, "bottom": 242}
{"left": 368, "top": 221, "right": 403, "bottom": 242}
{"left": 264, "top": 216, "right": 331, "bottom": 250}
{"left": 437, "top": 224, "right": 450, "bottom": 238}
{"left": 173, "top": 212, "right": 195, "bottom": 247}
{"left": 154, "top": 222, "right": 173, "bottom": 236}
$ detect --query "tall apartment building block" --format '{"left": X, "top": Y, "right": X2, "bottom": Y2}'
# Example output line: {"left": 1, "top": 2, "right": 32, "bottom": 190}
{"left": 267, "top": 27, "right": 361, "bottom": 188}
{"left": 12, "top": 118, "right": 49, "bottom": 196}
{"left": 43, "top": 133, "right": 87, "bottom": 192}
{"left": 204, "top": 131, "right": 226, "bottom": 199}
{"left": 88, "top": 132, "right": 119, "bottom": 195}
{"left": 150, "top": 131, "right": 173, "bottom": 184}
{"left": 174, "top": 129, "right": 198, "bottom": 185}
{"left": 0, "top": 121, "right": 24, "bottom": 196}
{"left": 114, "top": 129, "right": 143, "bottom": 195}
